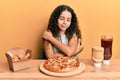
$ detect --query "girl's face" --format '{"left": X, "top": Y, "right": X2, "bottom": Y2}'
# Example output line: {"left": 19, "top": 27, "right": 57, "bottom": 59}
{"left": 58, "top": 10, "right": 72, "bottom": 34}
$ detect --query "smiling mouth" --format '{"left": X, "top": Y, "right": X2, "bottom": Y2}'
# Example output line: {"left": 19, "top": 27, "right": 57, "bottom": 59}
{"left": 61, "top": 25, "right": 67, "bottom": 28}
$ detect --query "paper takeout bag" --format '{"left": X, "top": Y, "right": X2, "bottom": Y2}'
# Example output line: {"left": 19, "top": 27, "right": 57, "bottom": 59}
{"left": 5, "top": 48, "right": 32, "bottom": 71}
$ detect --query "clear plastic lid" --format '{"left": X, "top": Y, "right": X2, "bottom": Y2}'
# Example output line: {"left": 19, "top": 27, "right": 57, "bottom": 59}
{"left": 103, "top": 60, "right": 110, "bottom": 64}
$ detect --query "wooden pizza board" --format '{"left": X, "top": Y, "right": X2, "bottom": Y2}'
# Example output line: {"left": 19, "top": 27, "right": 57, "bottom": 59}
{"left": 39, "top": 61, "right": 85, "bottom": 77}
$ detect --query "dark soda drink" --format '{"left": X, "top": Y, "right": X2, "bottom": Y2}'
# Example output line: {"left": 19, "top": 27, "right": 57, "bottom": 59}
{"left": 101, "top": 35, "right": 113, "bottom": 61}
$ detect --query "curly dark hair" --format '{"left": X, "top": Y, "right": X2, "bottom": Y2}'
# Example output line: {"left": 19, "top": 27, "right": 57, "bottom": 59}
{"left": 48, "top": 5, "right": 81, "bottom": 41}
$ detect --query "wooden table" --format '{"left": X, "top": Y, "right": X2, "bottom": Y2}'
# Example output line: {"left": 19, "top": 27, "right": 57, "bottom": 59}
{"left": 0, "top": 59, "right": 120, "bottom": 80}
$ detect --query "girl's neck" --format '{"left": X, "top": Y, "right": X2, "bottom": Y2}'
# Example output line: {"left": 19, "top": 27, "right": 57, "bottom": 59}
{"left": 59, "top": 31, "right": 65, "bottom": 35}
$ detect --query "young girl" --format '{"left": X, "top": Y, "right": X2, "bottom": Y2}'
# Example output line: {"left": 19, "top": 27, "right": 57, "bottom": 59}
{"left": 42, "top": 5, "right": 83, "bottom": 59}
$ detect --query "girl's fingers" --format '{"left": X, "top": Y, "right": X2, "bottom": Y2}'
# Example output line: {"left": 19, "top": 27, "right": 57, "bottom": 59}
{"left": 78, "top": 38, "right": 80, "bottom": 43}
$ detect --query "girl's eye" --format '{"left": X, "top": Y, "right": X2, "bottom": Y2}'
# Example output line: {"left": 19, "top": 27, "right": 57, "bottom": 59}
{"left": 67, "top": 19, "right": 71, "bottom": 22}
{"left": 59, "top": 17, "right": 71, "bottom": 22}
{"left": 59, "top": 17, "right": 64, "bottom": 20}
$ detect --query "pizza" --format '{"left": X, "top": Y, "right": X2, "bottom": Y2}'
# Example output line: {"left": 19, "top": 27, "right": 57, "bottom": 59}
{"left": 43, "top": 57, "right": 80, "bottom": 73}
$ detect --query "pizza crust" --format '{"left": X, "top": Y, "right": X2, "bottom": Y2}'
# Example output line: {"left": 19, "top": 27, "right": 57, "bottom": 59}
{"left": 43, "top": 57, "right": 80, "bottom": 73}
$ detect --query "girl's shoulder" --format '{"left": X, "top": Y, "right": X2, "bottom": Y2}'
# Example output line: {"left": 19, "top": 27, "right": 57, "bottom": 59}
{"left": 73, "top": 33, "right": 77, "bottom": 37}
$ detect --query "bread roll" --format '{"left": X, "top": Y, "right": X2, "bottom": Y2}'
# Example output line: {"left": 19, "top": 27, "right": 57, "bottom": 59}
{"left": 17, "top": 53, "right": 24, "bottom": 59}
{"left": 12, "top": 56, "right": 19, "bottom": 62}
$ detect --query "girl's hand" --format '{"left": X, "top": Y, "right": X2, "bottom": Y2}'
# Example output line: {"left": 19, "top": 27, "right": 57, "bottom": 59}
{"left": 74, "top": 38, "right": 83, "bottom": 54}
{"left": 42, "top": 30, "right": 53, "bottom": 40}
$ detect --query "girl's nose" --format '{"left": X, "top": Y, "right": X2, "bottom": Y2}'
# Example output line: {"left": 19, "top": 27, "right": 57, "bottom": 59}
{"left": 63, "top": 20, "right": 67, "bottom": 24}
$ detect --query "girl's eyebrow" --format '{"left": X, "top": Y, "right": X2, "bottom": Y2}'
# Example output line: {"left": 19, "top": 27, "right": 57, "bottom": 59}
{"left": 59, "top": 16, "right": 71, "bottom": 19}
